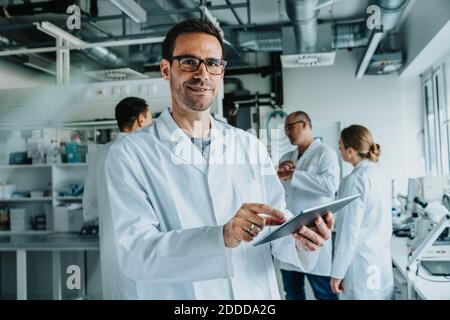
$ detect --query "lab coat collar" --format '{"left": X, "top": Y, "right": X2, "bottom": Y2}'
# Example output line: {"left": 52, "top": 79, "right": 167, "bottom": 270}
{"left": 156, "top": 108, "right": 227, "bottom": 175}
{"left": 353, "top": 159, "right": 372, "bottom": 172}
{"left": 291, "top": 139, "right": 321, "bottom": 166}
{"left": 116, "top": 132, "right": 127, "bottom": 139}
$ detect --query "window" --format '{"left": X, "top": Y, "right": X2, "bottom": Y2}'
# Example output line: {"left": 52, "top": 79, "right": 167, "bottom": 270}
{"left": 423, "top": 63, "right": 449, "bottom": 175}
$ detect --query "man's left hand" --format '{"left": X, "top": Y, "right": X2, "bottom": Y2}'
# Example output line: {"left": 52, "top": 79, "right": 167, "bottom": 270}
{"left": 330, "top": 278, "right": 344, "bottom": 294}
{"left": 293, "top": 212, "right": 333, "bottom": 251}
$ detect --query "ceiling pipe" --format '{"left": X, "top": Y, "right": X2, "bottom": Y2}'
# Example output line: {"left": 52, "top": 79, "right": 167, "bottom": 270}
{"left": 0, "top": 0, "right": 125, "bottom": 68}
{"left": 285, "top": 0, "right": 320, "bottom": 53}
{"left": 0, "top": 0, "right": 74, "bottom": 18}
{"left": 356, "top": 0, "right": 410, "bottom": 78}
{"left": 285, "top": 0, "right": 341, "bottom": 53}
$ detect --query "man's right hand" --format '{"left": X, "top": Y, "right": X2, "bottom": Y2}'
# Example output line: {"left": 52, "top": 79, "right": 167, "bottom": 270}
{"left": 223, "top": 203, "right": 286, "bottom": 248}
{"left": 277, "top": 161, "right": 295, "bottom": 181}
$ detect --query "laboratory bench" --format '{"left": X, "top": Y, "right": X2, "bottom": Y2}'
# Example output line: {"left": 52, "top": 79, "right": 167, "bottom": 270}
{"left": 391, "top": 236, "right": 450, "bottom": 300}
{"left": 0, "top": 233, "right": 99, "bottom": 300}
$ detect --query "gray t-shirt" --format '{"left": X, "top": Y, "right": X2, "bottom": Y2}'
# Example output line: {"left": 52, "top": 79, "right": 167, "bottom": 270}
{"left": 191, "top": 137, "right": 211, "bottom": 160}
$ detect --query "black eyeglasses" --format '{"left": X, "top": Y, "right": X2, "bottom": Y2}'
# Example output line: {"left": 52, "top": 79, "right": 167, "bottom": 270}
{"left": 284, "top": 120, "right": 305, "bottom": 131}
{"left": 170, "top": 55, "right": 227, "bottom": 75}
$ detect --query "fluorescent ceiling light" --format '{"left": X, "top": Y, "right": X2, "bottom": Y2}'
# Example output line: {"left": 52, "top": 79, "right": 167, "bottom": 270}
{"left": 110, "top": 0, "right": 147, "bottom": 24}
{"left": 35, "top": 22, "right": 86, "bottom": 46}
{"left": 356, "top": 29, "right": 384, "bottom": 79}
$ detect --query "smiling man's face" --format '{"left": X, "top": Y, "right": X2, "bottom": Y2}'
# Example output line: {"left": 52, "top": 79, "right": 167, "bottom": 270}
{"left": 160, "top": 32, "right": 224, "bottom": 113}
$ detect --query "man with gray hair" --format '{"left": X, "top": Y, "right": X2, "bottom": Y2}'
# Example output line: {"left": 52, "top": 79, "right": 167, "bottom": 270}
{"left": 277, "top": 111, "right": 340, "bottom": 300}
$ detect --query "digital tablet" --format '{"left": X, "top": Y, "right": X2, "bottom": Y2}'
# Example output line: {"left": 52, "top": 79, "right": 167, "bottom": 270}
{"left": 252, "top": 193, "right": 361, "bottom": 246}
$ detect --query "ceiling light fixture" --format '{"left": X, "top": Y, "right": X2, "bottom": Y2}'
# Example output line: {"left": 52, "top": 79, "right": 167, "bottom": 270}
{"left": 356, "top": 29, "right": 384, "bottom": 79}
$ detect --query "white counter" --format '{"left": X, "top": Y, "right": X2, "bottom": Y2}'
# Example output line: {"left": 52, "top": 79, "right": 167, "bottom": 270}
{"left": 391, "top": 236, "right": 450, "bottom": 300}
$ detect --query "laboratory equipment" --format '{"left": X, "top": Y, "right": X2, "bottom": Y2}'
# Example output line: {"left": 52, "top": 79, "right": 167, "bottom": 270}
{"left": 398, "top": 175, "right": 450, "bottom": 241}
{"left": 0, "top": 184, "right": 16, "bottom": 199}
{"left": 53, "top": 204, "right": 84, "bottom": 232}
{"left": 9, "top": 208, "right": 30, "bottom": 231}
{"left": 5, "top": 130, "right": 26, "bottom": 164}
{"left": 0, "top": 206, "right": 9, "bottom": 230}
{"left": 26, "top": 130, "right": 46, "bottom": 164}
{"left": 391, "top": 179, "right": 402, "bottom": 216}
{"left": 407, "top": 215, "right": 450, "bottom": 278}
{"left": 57, "top": 182, "right": 84, "bottom": 197}
{"left": 9, "top": 152, "right": 32, "bottom": 165}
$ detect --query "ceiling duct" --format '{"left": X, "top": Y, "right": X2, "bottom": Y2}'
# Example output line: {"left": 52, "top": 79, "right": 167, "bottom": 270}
{"left": 332, "top": 22, "right": 369, "bottom": 50}
{"left": 0, "top": 34, "right": 56, "bottom": 74}
{"left": 0, "top": 1, "right": 125, "bottom": 69}
{"left": 283, "top": 0, "right": 340, "bottom": 69}
{"left": 237, "top": 30, "right": 283, "bottom": 52}
{"left": 285, "top": 0, "right": 320, "bottom": 53}
{"left": 0, "top": 0, "right": 73, "bottom": 18}
{"left": 84, "top": 47, "right": 124, "bottom": 68}
{"left": 356, "top": 0, "right": 410, "bottom": 78}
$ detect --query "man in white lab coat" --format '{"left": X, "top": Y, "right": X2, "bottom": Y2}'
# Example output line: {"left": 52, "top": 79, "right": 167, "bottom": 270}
{"left": 96, "top": 19, "right": 334, "bottom": 300}
{"left": 276, "top": 111, "right": 340, "bottom": 300}
{"left": 82, "top": 97, "right": 152, "bottom": 223}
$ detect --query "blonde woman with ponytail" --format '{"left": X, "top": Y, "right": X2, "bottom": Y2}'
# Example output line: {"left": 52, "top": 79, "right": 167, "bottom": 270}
{"left": 330, "top": 125, "right": 393, "bottom": 300}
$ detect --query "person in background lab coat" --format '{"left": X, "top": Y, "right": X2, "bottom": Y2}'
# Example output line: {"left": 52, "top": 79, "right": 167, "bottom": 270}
{"left": 82, "top": 97, "right": 152, "bottom": 223}
{"left": 96, "top": 19, "right": 335, "bottom": 299}
{"left": 331, "top": 125, "right": 393, "bottom": 300}
{"left": 276, "top": 111, "right": 340, "bottom": 300}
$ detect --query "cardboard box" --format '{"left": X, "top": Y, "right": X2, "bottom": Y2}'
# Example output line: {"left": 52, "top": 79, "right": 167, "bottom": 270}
{"left": 53, "top": 205, "right": 84, "bottom": 232}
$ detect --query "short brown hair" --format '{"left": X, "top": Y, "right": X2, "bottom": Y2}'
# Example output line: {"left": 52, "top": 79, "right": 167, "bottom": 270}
{"left": 341, "top": 125, "right": 381, "bottom": 162}
{"left": 162, "top": 19, "right": 225, "bottom": 60}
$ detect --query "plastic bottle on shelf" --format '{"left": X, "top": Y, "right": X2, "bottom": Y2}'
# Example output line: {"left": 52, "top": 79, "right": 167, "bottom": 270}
{"left": 5, "top": 131, "right": 26, "bottom": 164}
{"left": 27, "top": 130, "right": 46, "bottom": 164}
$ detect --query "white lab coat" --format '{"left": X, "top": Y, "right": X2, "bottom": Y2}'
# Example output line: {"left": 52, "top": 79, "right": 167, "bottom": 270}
{"left": 331, "top": 160, "right": 394, "bottom": 300}
{"left": 83, "top": 132, "right": 127, "bottom": 223}
{"left": 96, "top": 108, "right": 320, "bottom": 300}
{"left": 276, "top": 140, "right": 340, "bottom": 276}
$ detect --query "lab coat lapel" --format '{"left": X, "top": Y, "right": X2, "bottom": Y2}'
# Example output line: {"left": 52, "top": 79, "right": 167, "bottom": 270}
{"left": 156, "top": 109, "right": 208, "bottom": 175}
{"left": 209, "top": 117, "right": 227, "bottom": 163}
{"left": 295, "top": 139, "right": 320, "bottom": 169}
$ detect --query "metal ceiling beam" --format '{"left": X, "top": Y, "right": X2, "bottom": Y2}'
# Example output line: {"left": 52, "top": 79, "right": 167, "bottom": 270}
{"left": 89, "top": 2, "right": 247, "bottom": 21}
{"left": 0, "top": 36, "right": 165, "bottom": 57}
{"left": 225, "top": 0, "right": 244, "bottom": 25}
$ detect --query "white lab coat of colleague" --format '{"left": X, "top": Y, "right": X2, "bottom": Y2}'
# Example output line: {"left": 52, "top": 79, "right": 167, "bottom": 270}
{"left": 276, "top": 139, "right": 340, "bottom": 276}
{"left": 332, "top": 159, "right": 394, "bottom": 300}
{"left": 97, "top": 108, "right": 322, "bottom": 300}
{"left": 83, "top": 132, "right": 127, "bottom": 223}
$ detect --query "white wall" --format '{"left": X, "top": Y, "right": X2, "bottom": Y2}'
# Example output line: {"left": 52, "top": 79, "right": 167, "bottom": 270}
{"left": 282, "top": 49, "right": 426, "bottom": 193}
{"left": 400, "top": 0, "right": 450, "bottom": 78}
{"left": 0, "top": 60, "right": 53, "bottom": 89}
{"left": 400, "top": 0, "right": 450, "bottom": 66}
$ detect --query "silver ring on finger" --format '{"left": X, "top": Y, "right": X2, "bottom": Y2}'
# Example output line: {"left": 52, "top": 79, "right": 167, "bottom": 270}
{"left": 247, "top": 223, "right": 255, "bottom": 233}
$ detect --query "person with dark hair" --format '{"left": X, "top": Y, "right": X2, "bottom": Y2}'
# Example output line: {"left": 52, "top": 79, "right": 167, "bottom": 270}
{"left": 97, "top": 18, "right": 334, "bottom": 300}
{"left": 276, "top": 111, "right": 340, "bottom": 300}
{"left": 83, "top": 97, "right": 152, "bottom": 223}
{"left": 115, "top": 97, "right": 152, "bottom": 132}
{"left": 331, "top": 125, "right": 393, "bottom": 300}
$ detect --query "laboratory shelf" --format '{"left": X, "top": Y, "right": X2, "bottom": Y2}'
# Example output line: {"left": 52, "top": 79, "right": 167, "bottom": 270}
{"left": 0, "top": 230, "right": 53, "bottom": 236}
{"left": 53, "top": 163, "right": 88, "bottom": 167}
{"left": 55, "top": 196, "right": 83, "bottom": 201}
{"left": 0, "top": 163, "right": 87, "bottom": 169}
{"left": 0, "top": 164, "right": 52, "bottom": 169}
{"left": 0, "top": 197, "right": 52, "bottom": 202}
